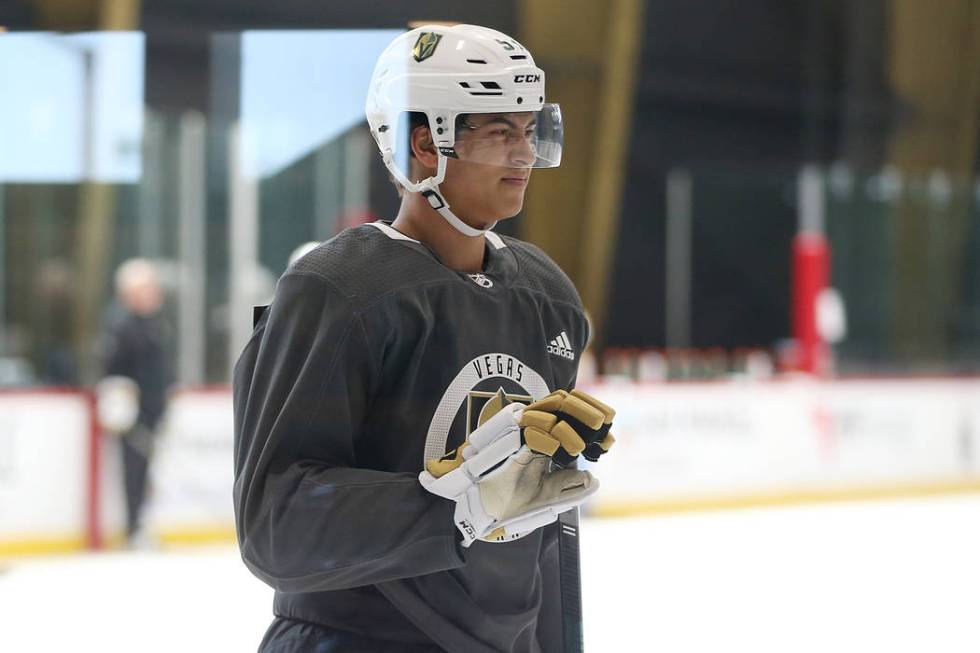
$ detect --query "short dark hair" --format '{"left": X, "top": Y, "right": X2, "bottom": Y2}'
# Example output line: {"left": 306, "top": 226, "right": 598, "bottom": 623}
{"left": 407, "top": 111, "right": 428, "bottom": 159}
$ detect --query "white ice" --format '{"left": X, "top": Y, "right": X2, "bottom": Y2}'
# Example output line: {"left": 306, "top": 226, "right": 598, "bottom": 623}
{"left": 1, "top": 494, "right": 978, "bottom": 652}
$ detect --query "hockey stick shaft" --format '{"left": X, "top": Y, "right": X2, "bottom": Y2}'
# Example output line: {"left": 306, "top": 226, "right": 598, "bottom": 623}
{"left": 558, "top": 507, "right": 584, "bottom": 652}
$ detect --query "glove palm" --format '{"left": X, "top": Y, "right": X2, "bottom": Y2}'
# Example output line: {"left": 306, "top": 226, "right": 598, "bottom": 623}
{"left": 420, "top": 402, "right": 597, "bottom": 546}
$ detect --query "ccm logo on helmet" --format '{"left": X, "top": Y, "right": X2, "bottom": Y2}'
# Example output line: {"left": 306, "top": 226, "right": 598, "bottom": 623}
{"left": 513, "top": 74, "right": 541, "bottom": 83}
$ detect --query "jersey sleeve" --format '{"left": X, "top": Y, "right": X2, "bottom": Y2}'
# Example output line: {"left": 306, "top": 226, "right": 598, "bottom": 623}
{"left": 232, "top": 272, "right": 464, "bottom": 594}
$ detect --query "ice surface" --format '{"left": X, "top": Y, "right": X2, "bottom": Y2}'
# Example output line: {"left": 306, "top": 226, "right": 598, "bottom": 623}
{"left": 1, "top": 495, "right": 978, "bottom": 652}
{"left": 580, "top": 495, "right": 980, "bottom": 652}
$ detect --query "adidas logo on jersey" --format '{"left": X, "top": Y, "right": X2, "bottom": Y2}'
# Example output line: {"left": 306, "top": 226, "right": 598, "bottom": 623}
{"left": 547, "top": 331, "right": 575, "bottom": 360}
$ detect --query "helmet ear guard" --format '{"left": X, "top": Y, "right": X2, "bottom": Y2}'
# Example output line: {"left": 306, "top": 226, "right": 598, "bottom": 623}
{"left": 366, "top": 24, "right": 562, "bottom": 237}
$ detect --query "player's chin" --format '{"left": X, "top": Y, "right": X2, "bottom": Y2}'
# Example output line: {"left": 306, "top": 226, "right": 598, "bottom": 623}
{"left": 490, "top": 195, "right": 525, "bottom": 219}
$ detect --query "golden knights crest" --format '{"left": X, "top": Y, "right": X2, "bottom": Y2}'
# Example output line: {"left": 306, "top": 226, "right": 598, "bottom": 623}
{"left": 413, "top": 32, "right": 442, "bottom": 62}
{"left": 468, "top": 388, "right": 533, "bottom": 433}
{"left": 423, "top": 353, "right": 551, "bottom": 464}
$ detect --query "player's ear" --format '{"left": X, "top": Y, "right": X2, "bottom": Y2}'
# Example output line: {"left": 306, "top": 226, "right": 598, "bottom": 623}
{"left": 410, "top": 125, "right": 439, "bottom": 171}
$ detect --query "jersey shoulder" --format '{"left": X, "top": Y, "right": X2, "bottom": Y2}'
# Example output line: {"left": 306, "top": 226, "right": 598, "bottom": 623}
{"left": 501, "top": 235, "right": 584, "bottom": 311}
{"left": 286, "top": 224, "right": 448, "bottom": 309}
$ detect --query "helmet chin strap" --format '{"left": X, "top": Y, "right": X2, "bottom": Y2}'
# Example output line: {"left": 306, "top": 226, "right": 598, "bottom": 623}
{"left": 417, "top": 156, "right": 497, "bottom": 238}
{"left": 420, "top": 186, "right": 498, "bottom": 238}
{"left": 384, "top": 149, "right": 499, "bottom": 238}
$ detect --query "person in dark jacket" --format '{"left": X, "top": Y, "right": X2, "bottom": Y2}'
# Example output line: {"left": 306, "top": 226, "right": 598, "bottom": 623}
{"left": 233, "top": 25, "right": 616, "bottom": 653}
{"left": 101, "top": 258, "right": 171, "bottom": 545}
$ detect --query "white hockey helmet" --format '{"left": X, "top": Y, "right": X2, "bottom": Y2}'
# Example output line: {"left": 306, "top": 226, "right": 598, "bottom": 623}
{"left": 366, "top": 24, "right": 563, "bottom": 236}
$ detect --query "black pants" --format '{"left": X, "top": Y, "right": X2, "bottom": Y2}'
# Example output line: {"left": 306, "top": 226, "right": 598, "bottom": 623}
{"left": 121, "top": 424, "right": 155, "bottom": 537}
{"left": 258, "top": 618, "right": 445, "bottom": 653}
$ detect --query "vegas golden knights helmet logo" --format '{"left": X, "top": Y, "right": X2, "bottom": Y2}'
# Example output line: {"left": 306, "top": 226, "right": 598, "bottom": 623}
{"left": 412, "top": 32, "right": 442, "bottom": 62}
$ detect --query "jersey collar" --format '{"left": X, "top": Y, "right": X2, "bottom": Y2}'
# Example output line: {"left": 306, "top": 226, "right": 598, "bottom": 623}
{"left": 369, "top": 220, "right": 518, "bottom": 284}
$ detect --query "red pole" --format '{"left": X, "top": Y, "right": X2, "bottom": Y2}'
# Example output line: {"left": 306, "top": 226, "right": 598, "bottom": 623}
{"left": 792, "top": 233, "right": 830, "bottom": 375}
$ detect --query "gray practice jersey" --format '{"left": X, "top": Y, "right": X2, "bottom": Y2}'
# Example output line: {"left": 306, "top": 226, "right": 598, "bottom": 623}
{"left": 233, "top": 221, "right": 588, "bottom": 653}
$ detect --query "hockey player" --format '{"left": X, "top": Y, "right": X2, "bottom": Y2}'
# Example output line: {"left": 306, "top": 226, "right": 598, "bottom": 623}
{"left": 233, "top": 24, "right": 616, "bottom": 652}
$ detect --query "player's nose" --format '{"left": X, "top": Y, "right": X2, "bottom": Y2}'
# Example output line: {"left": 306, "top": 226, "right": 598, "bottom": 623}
{"left": 508, "top": 136, "right": 536, "bottom": 168}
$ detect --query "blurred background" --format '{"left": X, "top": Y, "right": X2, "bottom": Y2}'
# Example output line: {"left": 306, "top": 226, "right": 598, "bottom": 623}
{"left": 1, "top": 1, "right": 979, "bottom": 651}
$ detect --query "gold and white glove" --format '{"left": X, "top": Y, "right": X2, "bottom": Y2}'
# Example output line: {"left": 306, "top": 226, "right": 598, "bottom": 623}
{"left": 419, "top": 403, "right": 598, "bottom": 547}
{"left": 520, "top": 389, "right": 616, "bottom": 468}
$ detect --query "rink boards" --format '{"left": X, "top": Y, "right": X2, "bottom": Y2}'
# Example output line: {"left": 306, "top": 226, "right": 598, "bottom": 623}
{"left": 0, "top": 392, "right": 96, "bottom": 554}
{"left": 585, "top": 378, "right": 980, "bottom": 515}
{"left": 2, "top": 378, "right": 980, "bottom": 555}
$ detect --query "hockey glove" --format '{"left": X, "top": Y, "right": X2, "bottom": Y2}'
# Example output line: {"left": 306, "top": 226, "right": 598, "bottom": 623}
{"left": 520, "top": 389, "right": 616, "bottom": 468}
{"left": 419, "top": 402, "right": 598, "bottom": 547}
